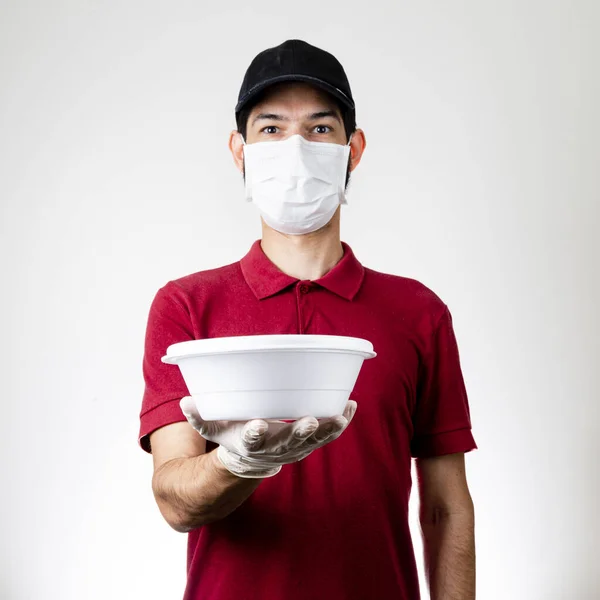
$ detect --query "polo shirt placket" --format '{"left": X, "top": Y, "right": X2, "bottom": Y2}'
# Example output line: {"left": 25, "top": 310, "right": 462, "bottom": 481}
{"left": 295, "top": 280, "right": 314, "bottom": 333}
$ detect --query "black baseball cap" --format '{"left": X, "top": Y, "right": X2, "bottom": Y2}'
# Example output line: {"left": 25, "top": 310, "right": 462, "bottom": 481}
{"left": 235, "top": 39, "right": 355, "bottom": 119}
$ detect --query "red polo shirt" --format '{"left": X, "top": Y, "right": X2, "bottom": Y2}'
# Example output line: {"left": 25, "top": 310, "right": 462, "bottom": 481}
{"left": 139, "top": 240, "right": 477, "bottom": 600}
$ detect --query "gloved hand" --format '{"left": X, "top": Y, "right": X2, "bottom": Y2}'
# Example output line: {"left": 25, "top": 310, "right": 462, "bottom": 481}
{"left": 180, "top": 396, "right": 357, "bottom": 479}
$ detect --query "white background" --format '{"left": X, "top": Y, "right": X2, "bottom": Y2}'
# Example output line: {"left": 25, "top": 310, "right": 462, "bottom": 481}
{"left": 1, "top": 1, "right": 598, "bottom": 599}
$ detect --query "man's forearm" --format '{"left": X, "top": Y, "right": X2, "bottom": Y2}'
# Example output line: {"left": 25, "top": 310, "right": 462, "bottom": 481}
{"left": 152, "top": 449, "right": 263, "bottom": 532}
{"left": 420, "top": 504, "right": 476, "bottom": 600}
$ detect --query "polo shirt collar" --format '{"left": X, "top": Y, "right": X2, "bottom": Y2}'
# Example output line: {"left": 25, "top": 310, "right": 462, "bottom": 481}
{"left": 240, "top": 240, "right": 365, "bottom": 301}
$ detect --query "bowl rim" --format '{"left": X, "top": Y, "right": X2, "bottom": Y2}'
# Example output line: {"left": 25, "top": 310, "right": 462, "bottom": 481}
{"left": 161, "top": 334, "right": 376, "bottom": 364}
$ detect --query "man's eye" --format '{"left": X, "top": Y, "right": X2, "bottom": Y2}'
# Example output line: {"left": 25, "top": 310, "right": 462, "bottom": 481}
{"left": 314, "top": 125, "right": 331, "bottom": 134}
{"left": 262, "top": 126, "right": 279, "bottom": 134}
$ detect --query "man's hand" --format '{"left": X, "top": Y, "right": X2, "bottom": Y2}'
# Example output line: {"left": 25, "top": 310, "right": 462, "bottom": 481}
{"left": 180, "top": 396, "right": 357, "bottom": 479}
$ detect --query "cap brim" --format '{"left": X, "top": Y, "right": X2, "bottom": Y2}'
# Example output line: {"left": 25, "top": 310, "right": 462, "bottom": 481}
{"left": 235, "top": 74, "right": 355, "bottom": 116}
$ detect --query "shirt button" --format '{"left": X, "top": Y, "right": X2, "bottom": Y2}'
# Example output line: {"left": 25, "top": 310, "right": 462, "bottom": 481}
{"left": 299, "top": 284, "right": 311, "bottom": 294}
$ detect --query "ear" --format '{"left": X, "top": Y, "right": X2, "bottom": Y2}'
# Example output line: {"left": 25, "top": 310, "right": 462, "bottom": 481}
{"left": 228, "top": 130, "right": 245, "bottom": 173}
{"left": 348, "top": 128, "right": 366, "bottom": 173}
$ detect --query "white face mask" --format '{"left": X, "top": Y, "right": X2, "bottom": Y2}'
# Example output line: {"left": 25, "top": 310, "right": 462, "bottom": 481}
{"left": 242, "top": 134, "right": 352, "bottom": 235}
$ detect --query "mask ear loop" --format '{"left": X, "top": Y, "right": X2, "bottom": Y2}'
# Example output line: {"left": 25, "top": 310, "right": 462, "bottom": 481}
{"left": 239, "top": 134, "right": 253, "bottom": 201}
{"left": 337, "top": 133, "right": 352, "bottom": 205}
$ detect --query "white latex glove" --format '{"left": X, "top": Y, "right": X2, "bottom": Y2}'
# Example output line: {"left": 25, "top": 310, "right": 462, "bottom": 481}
{"left": 179, "top": 396, "right": 357, "bottom": 479}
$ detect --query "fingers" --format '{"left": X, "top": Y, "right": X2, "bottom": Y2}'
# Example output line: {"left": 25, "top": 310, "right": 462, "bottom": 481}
{"left": 305, "top": 401, "right": 358, "bottom": 447}
{"left": 241, "top": 419, "right": 270, "bottom": 451}
{"left": 245, "top": 402, "right": 358, "bottom": 457}
{"left": 250, "top": 416, "right": 318, "bottom": 456}
{"left": 192, "top": 400, "right": 359, "bottom": 463}
{"left": 179, "top": 396, "right": 207, "bottom": 434}
{"left": 288, "top": 416, "right": 319, "bottom": 447}
{"left": 310, "top": 415, "right": 348, "bottom": 445}
{"left": 343, "top": 400, "right": 358, "bottom": 424}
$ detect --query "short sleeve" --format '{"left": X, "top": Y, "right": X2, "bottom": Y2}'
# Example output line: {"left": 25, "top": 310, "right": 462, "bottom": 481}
{"left": 411, "top": 306, "right": 477, "bottom": 458}
{"left": 138, "top": 284, "right": 194, "bottom": 453}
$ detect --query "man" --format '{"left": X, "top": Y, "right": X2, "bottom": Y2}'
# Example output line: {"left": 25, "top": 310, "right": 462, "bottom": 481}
{"left": 139, "top": 39, "right": 477, "bottom": 600}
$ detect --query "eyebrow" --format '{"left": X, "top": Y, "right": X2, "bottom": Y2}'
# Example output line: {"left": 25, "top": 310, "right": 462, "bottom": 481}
{"left": 251, "top": 109, "right": 343, "bottom": 127}
{"left": 307, "top": 110, "right": 342, "bottom": 124}
{"left": 251, "top": 113, "right": 288, "bottom": 126}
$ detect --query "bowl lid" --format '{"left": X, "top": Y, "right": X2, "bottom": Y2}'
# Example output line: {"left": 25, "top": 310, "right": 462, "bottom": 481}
{"left": 161, "top": 334, "right": 376, "bottom": 363}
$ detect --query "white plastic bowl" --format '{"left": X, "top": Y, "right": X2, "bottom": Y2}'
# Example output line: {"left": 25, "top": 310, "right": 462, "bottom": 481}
{"left": 162, "top": 334, "right": 376, "bottom": 421}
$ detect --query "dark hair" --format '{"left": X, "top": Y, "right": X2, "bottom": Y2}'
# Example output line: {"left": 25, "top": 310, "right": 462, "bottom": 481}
{"left": 235, "top": 88, "right": 357, "bottom": 142}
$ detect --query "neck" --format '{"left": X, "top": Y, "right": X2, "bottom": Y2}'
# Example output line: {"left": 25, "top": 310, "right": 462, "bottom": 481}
{"left": 260, "top": 210, "right": 344, "bottom": 281}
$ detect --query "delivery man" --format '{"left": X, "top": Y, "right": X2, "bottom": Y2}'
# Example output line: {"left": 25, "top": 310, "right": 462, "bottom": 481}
{"left": 139, "top": 39, "right": 477, "bottom": 600}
